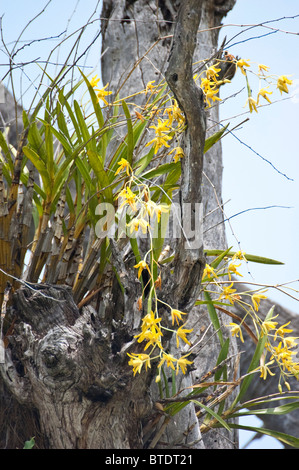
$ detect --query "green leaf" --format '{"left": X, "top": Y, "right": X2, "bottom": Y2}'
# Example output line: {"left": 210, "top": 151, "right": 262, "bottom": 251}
{"left": 0, "top": 130, "right": 14, "bottom": 173}
{"left": 56, "top": 100, "right": 71, "bottom": 142}
{"left": 215, "top": 338, "right": 230, "bottom": 382}
{"left": 74, "top": 100, "right": 97, "bottom": 153}
{"left": 195, "top": 299, "right": 233, "bottom": 308}
{"left": 23, "top": 437, "right": 35, "bottom": 449}
{"left": 232, "top": 401, "right": 299, "bottom": 418}
{"left": 122, "top": 100, "right": 134, "bottom": 166}
{"left": 191, "top": 400, "right": 231, "bottom": 432}
{"left": 205, "top": 249, "right": 283, "bottom": 265}
{"left": 203, "top": 290, "right": 224, "bottom": 346}
{"left": 38, "top": 119, "right": 73, "bottom": 157}
{"left": 59, "top": 90, "right": 83, "bottom": 145}
{"left": 210, "top": 246, "right": 233, "bottom": 270}
{"left": 27, "top": 121, "right": 47, "bottom": 164}
{"left": 240, "top": 393, "right": 299, "bottom": 411}
{"left": 229, "top": 423, "right": 299, "bottom": 448}
{"left": 22, "top": 109, "right": 30, "bottom": 129}
{"left": 161, "top": 367, "right": 170, "bottom": 398}
{"left": 129, "top": 236, "right": 141, "bottom": 265}
{"left": 79, "top": 70, "right": 105, "bottom": 129}
{"left": 109, "top": 119, "right": 148, "bottom": 177}
{"left": 44, "top": 123, "right": 54, "bottom": 182}
{"left": 79, "top": 69, "right": 108, "bottom": 161}
{"left": 74, "top": 155, "right": 93, "bottom": 191}
{"left": 23, "top": 146, "right": 51, "bottom": 196}
{"left": 134, "top": 147, "right": 155, "bottom": 176}
{"left": 204, "top": 124, "right": 229, "bottom": 154}
{"left": 87, "top": 149, "right": 113, "bottom": 203}
{"left": 140, "top": 162, "right": 178, "bottom": 181}
{"left": 232, "top": 306, "right": 275, "bottom": 406}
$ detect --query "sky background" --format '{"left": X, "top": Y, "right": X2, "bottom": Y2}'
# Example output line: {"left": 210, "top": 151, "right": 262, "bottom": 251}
{"left": 1, "top": 0, "right": 298, "bottom": 449}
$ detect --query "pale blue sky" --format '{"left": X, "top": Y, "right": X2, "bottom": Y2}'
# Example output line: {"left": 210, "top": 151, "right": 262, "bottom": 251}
{"left": 1, "top": 0, "right": 298, "bottom": 449}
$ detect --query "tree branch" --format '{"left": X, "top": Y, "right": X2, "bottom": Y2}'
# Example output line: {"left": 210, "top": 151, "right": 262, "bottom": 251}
{"left": 165, "top": 1, "right": 206, "bottom": 310}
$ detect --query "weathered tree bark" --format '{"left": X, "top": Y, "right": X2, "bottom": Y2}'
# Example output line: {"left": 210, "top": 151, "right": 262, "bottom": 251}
{"left": 1, "top": 283, "right": 154, "bottom": 448}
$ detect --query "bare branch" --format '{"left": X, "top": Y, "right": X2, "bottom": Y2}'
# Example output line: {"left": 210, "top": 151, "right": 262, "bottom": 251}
{"left": 165, "top": 1, "right": 206, "bottom": 310}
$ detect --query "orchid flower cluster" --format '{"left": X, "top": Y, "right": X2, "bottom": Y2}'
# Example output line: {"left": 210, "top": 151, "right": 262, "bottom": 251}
{"left": 202, "top": 252, "right": 299, "bottom": 392}
{"left": 115, "top": 159, "right": 194, "bottom": 384}
{"left": 193, "top": 55, "right": 293, "bottom": 112}
{"left": 85, "top": 76, "right": 194, "bottom": 382}
{"left": 237, "top": 59, "right": 293, "bottom": 113}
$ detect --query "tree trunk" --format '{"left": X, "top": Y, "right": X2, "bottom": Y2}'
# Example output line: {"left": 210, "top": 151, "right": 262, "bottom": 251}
{"left": 1, "top": 283, "right": 154, "bottom": 448}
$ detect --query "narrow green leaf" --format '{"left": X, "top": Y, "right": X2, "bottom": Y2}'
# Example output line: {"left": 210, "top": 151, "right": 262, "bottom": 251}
{"left": 140, "top": 162, "right": 178, "bottom": 181}
{"left": 65, "top": 185, "right": 75, "bottom": 216}
{"left": 122, "top": 100, "right": 134, "bottom": 166}
{"left": 129, "top": 236, "right": 141, "bottom": 265}
{"left": 27, "top": 121, "right": 47, "bottom": 164}
{"left": 104, "top": 99, "right": 119, "bottom": 156}
{"left": 210, "top": 246, "right": 233, "bottom": 270}
{"left": 44, "top": 123, "right": 54, "bottom": 182}
{"left": 215, "top": 338, "right": 230, "bottom": 382}
{"left": 23, "top": 146, "right": 51, "bottom": 196}
{"left": 79, "top": 70, "right": 105, "bottom": 128}
{"left": 109, "top": 119, "right": 148, "bottom": 177}
{"left": 0, "top": 160, "right": 12, "bottom": 186}
{"left": 134, "top": 147, "right": 155, "bottom": 176}
{"left": 78, "top": 69, "right": 108, "bottom": 161}
{"left": 205, "top": 249, "right": 283, "bottom": 265}
{"left": 59, "top": 90, "right": 83, "bottom": 145}
{"left": 240, "top": 394, "right": 299, "bottom": 411}
{"left": 204, "top": 124, "right": 229, "bottom": 154}
{"left": 74, "top": 155, "right": 93, "bottom": 191}
{"left": 74, "top": 100, "right": 96, "bottom": 153}
{"left": 56, "top": 100, "right": 71, "bottom": 141}
{"left": 154, "top": 162, "right": 182, "bottom": 203}
{"left": 195, "top": 300, "right": 233, "bottom": 308}
{"left": 243, "top": 254, "right": 284, "bottom": 265}
{"left": 87, "top": 149, "right": 113, "bottom": 203}
{"left": 231, "top": 401, "right": 299, "bottom": 418}
{"left": 23, "top": 437, "right": 35, "bottom": 449}
{"left": 161, "top": 367, "right": 170, "bottom": 398}
{"left": 38, "top": 118, "right": 73, "bottom": 157}
{"left": 229, "top": 423, "right": 299, "bottom": 448}
{"left": 22, "top": 109, "right": 30, "bottom": 129}
{"left": 232, "top": 307, "right": 275, "bottom": 406}
{"left": 191, "top": 400, "right": 231, "bottom": 432}
{"left": 203, "top": 290, "right": 224, "bottom": 346}
{"left": 0, "top": 130, "right": 14, "bottom": 173}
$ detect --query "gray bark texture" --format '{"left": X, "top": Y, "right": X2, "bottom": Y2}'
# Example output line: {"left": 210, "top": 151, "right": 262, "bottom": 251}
{"left": 0, "top": 0, "right": 298, "bottom": 450}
